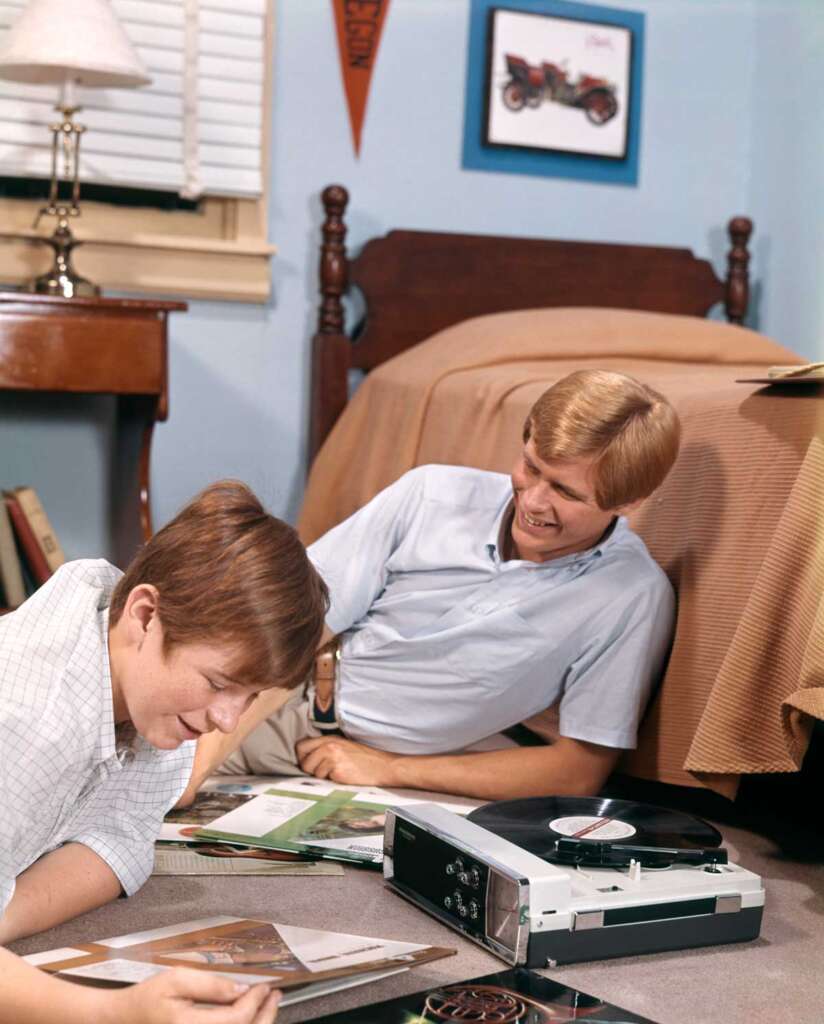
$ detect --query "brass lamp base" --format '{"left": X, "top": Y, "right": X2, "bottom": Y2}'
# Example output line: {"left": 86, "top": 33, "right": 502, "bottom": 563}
{"left": 28, "top": 219, "right": 100, "bottom": 299}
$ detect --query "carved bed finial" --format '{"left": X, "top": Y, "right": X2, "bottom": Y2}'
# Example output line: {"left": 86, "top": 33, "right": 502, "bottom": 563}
{"left": 318, "top": 185, "right": 350, "bottom": 334}
{"left": 725, "top": 216, "right": 752, "bottom": 324}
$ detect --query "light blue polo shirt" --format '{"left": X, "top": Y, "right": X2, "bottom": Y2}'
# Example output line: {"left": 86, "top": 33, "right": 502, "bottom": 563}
{"left": 308, "top": 465, "right": 675, "bottom": 755}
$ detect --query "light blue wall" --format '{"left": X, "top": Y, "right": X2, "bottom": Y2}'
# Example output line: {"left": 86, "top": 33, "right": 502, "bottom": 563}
{"left": 749, "top": 0, "right": 824, "bottom": 360}
{"left": 2, "top": 0, "right": 817, "bottom": 563}
{"left": 155, "top": 0, "right": 758, "bottom": 532}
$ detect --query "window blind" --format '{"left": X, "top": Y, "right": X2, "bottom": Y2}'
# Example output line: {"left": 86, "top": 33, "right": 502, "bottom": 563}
{"left": 0, "top": 0, "right": 267, "bottom": 198}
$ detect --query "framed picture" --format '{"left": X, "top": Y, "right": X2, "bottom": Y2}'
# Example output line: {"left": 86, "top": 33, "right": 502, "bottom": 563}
{"left": 486, "top": 7, "right": 631, "bottom": 159}
{"left": 462, "top": 0, "right": 644, "bottom": 185}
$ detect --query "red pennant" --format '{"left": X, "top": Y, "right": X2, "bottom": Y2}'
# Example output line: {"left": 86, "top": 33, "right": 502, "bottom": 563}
{"left": 332, "top": 0, "right": 391, "bottom": 156}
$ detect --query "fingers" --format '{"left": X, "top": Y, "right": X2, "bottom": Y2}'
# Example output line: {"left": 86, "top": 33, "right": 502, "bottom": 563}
{"left": 191, "top": 983, "right": 281, "bottom": 1024}
{"left": 296, "top": 738, "right": 336, "bottom": 777}
{"left": 162, "top": 968, "right": 250, "bottom": 1004}
{"left": 300, "top": 747, "right": 335, "bottom": 779}
{"left": 295, "top": 736, "right": 326, "bottom": 758}
{"left": 253, "top": 987, "right": 282, "bottom": 1023}
{"left": 220, "top": 984, "right": 281, "bottom": 1024}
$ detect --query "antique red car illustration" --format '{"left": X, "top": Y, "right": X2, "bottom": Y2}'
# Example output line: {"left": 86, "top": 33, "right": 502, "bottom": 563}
{"left": 502, "top": 54, "right": 618, "bottom": 124}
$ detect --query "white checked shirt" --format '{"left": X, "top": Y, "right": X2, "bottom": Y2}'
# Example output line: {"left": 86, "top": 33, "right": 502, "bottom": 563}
{"left": 0, "top": 560, "right": 194, "bottom": 916}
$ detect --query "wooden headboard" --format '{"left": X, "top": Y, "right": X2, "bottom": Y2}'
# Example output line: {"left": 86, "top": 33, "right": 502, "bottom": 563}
{"left": 309, "top": 184, "right": 752, "bottom": 459}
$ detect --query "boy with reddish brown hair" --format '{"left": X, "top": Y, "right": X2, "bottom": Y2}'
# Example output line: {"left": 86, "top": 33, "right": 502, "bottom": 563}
{"left": 0, "top": 480, "right": 327, "bottom": 1024}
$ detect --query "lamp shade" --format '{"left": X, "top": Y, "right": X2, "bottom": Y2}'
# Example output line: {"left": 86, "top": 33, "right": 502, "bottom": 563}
{"left": 0, "top": 0, "right": 150, "bottom": 88}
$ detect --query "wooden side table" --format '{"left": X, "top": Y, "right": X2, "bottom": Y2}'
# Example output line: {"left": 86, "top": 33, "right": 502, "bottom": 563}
{"left": 0, "top": 293, "right": 187, "bottom": 566}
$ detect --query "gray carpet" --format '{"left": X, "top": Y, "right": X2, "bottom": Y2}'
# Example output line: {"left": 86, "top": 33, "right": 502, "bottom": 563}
{"left": 10, "top": 791, "right": 824, "bottom": 1024}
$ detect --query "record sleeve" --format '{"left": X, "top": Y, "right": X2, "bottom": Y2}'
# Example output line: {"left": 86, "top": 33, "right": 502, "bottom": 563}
{"left": 302, "top": 967, "right": 661, "bottom": 1022}
{"left": 26, "top": 917, "right": 455, "bottom": 1006}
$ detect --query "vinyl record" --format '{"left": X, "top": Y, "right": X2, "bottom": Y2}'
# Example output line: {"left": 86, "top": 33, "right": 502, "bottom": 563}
{"left": 468, "top": 797, "right": 724, "bottom": 866}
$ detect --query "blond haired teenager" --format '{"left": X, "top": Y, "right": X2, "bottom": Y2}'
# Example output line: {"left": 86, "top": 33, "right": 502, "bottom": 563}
{"left": 185, "top": 370, "right": 680, "bottom": 806}
{"left": 0, "top": 481, "right": 328, "bottom": 1024}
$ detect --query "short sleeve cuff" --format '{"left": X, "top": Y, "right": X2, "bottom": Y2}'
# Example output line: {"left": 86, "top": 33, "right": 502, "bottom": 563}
{"left": 70, "top": 832, "right": 153, "bottom": 898}
{"left": 0, "top": 876, "right": 14, "bottom": 918}
{"left": 559, "top": 721, "right": 636, "bottom": 750}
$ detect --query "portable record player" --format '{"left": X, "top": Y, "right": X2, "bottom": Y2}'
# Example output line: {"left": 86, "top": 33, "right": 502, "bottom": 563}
{"left": 383, "top": 797, "right": 765, "bottom": 967}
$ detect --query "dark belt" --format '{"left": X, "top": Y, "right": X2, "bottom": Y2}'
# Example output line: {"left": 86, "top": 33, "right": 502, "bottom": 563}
{"left": 311, "top": 637, "right": 341, "bottom": 731}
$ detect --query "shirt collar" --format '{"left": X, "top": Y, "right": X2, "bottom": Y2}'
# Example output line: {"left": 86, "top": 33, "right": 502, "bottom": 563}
{"left": 486, "top": 498, "right": 626, "bottom": 568}
{"left": 485, "top": 495, "right": 514, "bottom": 563}
{"left": 95, "top": 606, "right": 118, "bottom": 764}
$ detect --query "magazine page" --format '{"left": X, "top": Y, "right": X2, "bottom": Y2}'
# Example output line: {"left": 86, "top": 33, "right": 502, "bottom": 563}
{"left": 30, "top": 917, "right": 455, "bottom": 993}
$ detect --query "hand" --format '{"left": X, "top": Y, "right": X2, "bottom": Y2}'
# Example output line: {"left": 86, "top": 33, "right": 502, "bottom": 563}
{"left": 296, "top": 736, "right": 398, "bottom": 787}
{"left": 113, "top": 969, "right": 281, "bottom": 1024}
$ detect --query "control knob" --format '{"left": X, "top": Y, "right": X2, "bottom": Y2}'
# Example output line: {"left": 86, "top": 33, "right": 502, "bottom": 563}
{"left": 459, "top": 867, "right": 482, "bottom": 888}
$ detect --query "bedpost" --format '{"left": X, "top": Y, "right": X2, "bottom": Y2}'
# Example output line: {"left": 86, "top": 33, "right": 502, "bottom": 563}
{"left": 310, "top": 185, "right": 352, "bottom": 461}
{"left": 318, "top": 185, "right": 349, "bottom": 333}
{"left": 724, "top": 216, "right": 752, "bottom": 324}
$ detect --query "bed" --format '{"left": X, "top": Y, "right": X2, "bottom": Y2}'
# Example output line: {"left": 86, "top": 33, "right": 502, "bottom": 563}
{"left": 299, "top": 184, "right": 823, "bottom": 799}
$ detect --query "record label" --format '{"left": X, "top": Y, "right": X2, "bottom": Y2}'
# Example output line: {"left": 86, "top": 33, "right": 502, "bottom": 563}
{"left": 548, "top": 816, "right": 636, "bottom": 841}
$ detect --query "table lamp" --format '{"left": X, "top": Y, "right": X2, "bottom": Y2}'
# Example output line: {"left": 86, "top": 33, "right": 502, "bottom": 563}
{"left": 0, "top": 0, "right": 151, "bottom": 297}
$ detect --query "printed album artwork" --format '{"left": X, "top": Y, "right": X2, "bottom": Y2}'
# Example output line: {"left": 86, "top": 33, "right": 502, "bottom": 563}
{"left": 189, "top": 776, "right": 479, "bottom": 866}
{"left": 303, "top": 967, "right": 660, "bottom": 1023}
{"left": 159, "top": 784, "right": 274, "bottom": 842}
{"left": 157, "top": 780, "right": 347, "bottom": 874}
{"left": 25, "top": 917, "right": 455, "bottom": 1007}
{"left": 196, "top": 787, "right": 391, "bottom": 864}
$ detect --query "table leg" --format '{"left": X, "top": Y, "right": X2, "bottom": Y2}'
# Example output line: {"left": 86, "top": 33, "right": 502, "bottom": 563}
{"left": 111, "top": 394, "right": 157, "bottom": 568}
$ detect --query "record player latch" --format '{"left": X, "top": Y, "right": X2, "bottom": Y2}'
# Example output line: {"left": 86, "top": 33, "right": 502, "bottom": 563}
{"left": 715, "top": 894, "right": 742, "bottom": 914}
{"left": 572, "top": 910, "right": 605, "bottom": 931}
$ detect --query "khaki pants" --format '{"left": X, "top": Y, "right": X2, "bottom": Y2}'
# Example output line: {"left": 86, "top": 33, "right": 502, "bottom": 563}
{"left": 218, "top": 683, "right": 522, "bottom": 777}
{"left": 218, "top": 685, "right": 324, "bottom": 776}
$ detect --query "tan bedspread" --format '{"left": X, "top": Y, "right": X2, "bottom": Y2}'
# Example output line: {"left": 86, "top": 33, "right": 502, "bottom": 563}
{"left": 299, "top": 309, "right": 823, "bottom": 796}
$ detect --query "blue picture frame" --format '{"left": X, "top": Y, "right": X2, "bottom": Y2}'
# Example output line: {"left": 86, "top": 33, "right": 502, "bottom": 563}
{"left": 462, "top": 0, "right": 644, "bottom": 185}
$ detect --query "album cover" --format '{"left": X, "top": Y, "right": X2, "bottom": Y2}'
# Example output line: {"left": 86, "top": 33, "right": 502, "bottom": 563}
{"left": 302, "top": 967, "right": 660, "bottom": 1022}
{"left": 194, "top": 776, "right": 479, "bottom": 866}
{"left": 25, "top": 917, "right": 455, "bottom": 1008}
{"left": 159, "top": 778, "right": 281, "bottom": 842}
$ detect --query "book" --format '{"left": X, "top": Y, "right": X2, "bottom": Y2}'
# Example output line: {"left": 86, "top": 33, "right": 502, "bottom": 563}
{"left": 152, "top": 842, "right": 344, "bottom": 877}
{"left": 4, "top": 491, "right": 52, "bottom": 585}
{"left": 24, "top": 916, "right": 455, "bottom": 1009}
{"left": 0, "top": 498, "right": 26, "bottom": 608}
{"left": 192, "top": 776, "right": 480, "bottom": 867}
{"left": 9, "top": 485, "right": 66, "bottom": 572}
{"left": 301, "top": 966, "right": 661, "bottom": 1022}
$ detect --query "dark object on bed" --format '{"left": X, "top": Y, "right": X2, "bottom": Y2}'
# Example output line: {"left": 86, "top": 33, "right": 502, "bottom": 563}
{"left": 309, "top": 183, "right": 752, "bottom": 458}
